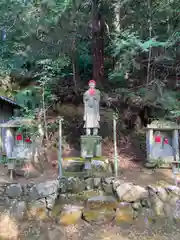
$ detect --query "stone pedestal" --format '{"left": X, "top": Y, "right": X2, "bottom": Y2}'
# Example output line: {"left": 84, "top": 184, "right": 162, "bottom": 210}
{"left": 7, "top": 158, "right": 15, "bottom": 180}
{"left": 172, "top": 130, "right": 179, "bottom": 162}
{"left": 146, "top": 129, "right": 154, "bottom": 162}
{"left": 80, "top": 135, "right": 102, "bottom": 158}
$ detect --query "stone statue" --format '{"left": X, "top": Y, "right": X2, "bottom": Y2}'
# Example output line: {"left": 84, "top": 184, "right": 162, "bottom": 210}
{"left": 83, "top": 80, "right": 100, "bottom": 135}
{"left": 5, "top": 129, "right": 14, "bottom": 158}
{"left": 151, "top": 131, "right": 174, "bottom": 161}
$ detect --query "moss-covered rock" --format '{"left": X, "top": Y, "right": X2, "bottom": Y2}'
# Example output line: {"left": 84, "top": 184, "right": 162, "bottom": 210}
{"left": 86, "top": 195, "right": 118, "bottom": 210}
{"left": 27, "top": 199, "right": 49, "bottom": 220}
{"left": 67, "top": 177, "right": 86, "bottom": 193}
{"left": 83, "top": 208, "right": 115, "bottom": 224}
{"left": 58, "top": 205, "right": 83, "bottom": 225}
{"left": 115, "top": 202, "right": 134, "bottom": 223}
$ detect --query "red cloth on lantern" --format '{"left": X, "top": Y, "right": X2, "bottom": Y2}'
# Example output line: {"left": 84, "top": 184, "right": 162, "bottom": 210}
{"left": 16, "top": 134, "right": 22, "bottom": 141}
{"left": 164, "top": 138, "right": 168, "bottom": 144}
{"left": 155, "top": 135, "right": 161, "bottom": 143}
{"left": 89, "top": 89, "right": 95, "bottom": 95}
{"left": 25, "top": 137, "right": 31, "bottom": 143}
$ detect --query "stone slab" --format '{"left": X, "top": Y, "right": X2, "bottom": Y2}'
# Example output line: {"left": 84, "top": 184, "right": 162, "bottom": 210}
{"left": 63, "top": 160, "right": 85, "bottom": 172}
{"left": 146, "top": 120, "right": 180, "bottom": 130}
{"left": 80, "top": 135, "right": 102, "bottom": 158}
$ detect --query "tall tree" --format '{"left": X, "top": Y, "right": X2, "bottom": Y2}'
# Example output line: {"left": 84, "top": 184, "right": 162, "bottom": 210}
{"left": 92, "top": 0, "right": 105, "bottom": 86}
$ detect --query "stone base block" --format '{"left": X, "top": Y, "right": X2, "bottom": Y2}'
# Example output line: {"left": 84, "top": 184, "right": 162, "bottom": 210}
{"left": 80, "top": 135, "right": 102, "bottom": 158}
{"left": 63, "top": 159, "right": 85, "bottom": 172}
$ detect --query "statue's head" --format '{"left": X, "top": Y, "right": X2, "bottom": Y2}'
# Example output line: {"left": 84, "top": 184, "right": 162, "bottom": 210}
{"left": 88, "top": 80, "right": 96, "bottom": 89}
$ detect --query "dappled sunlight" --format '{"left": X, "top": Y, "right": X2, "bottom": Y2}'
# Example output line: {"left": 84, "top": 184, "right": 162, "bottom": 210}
{"left": 119, "top": 168, "right": 174, "bottom": 186}
{"left": 58, "top": 211, "right": 82, "bottom": 225}
{"left": 98, "top": 229, "right": 129, "bottom": 240}
{"left": 26, "top": 200, "right": 51, "bottom": 222}
{"left": 22, "top": 163, "right": 35, "bottom": 172}
{"left": 27, "top": 206, "right": 49, "bottom": 221}
{"left": 0, "top": 212, "right": 18, "bottom": 240}
{"left": 64, "top": 224, "right": 80, "bottom": 238}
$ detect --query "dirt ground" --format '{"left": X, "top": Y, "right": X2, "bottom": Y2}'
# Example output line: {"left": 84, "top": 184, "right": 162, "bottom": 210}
{"left": 5, "top": 215, "right": 180, "bottom": 240}
{"left": 0, "top": 163, "right": 57, "bottom": 184}
{"left": 0, "top": 161, "right": 175, "bottom": 186}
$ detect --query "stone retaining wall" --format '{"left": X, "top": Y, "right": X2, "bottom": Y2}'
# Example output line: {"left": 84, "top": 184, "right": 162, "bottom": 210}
{"left": 0, "top": 176, "right": 180, "bottom": 224}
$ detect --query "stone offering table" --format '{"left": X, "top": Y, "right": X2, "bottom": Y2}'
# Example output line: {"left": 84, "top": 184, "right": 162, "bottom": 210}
{"left": 145, "top": 120, "right": 180, "bottom": 167}
{"left": 80, "top": 135, "right": 102, "bottom": 158}
{"left": 62, "top": 156, "right": 112, "bottom": 177}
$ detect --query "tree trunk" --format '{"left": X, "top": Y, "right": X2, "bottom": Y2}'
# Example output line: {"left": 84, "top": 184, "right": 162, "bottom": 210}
{"left": 42, "top": 83, "right": 48, "bottom": 141}
{"left": 92, "top": 0, "right": 104, "bottom": 87}
{"left": 71, "top": 39, "right": 80, "bottom": 94}
{"left": 71, "top": 50, "right": 80, "bottom": 95}
{"left": 113, "top": 1, "right": 121, "bottom": 72}
{"left": 113, "top": 1, "right": 121, "bottom": 32}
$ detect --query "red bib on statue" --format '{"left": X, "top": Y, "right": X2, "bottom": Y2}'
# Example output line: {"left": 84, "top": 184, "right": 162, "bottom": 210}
{"left": 89, "top": 89, "right": 95, "bottom": 95}
{"left": 16, "top": 134, "right": 22, "bottom": 141}
{"left": 25, "top": 137, "right": 31, "bottom": 143}
{"left": 155, "top": 135, "right": 161, "bottom": 143}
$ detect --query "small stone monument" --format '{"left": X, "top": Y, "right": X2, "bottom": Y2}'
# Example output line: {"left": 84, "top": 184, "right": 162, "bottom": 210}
{"left": 81, "top": 80, "right": 102, "bottom": 158}
{"left": 146, "top": 120, "right": 180, "bottom": 167}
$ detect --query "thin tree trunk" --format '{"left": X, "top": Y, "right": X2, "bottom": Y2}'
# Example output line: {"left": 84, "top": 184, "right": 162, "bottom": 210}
{"left": 72, "top": 54, "right": 80, "bottom": 95}
{"left": 71, "top": 40, "right": 80, "bottom": 95}
{"left": 42, "top": 83, "right": 48, "bottom": 140}
{"left": 114, "top": 1, "right": 121, "bottom": 32}
{"left": 146, "top": 0, "right": 152, "bottom": 86}
{"left": 113, "top": 1, "right": 122, "bottom": 73}
{"left": 72, "top": 59, "right": 77, "bottom": 94}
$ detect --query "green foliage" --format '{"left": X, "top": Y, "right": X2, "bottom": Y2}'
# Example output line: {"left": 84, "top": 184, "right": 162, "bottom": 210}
{"left": 108, "top": 0, "right": 180, "bottom": 118}
{"left": 0, "top": 0, "right": 179, "bottom": 120}
{"left": 15, "top": 87, "right": 40, "bottom": 109}
{"left": 146, "top": 158, "right": 166, "bottom": 169}
{"left": 0, "top": 0, "right": 84, "bottom": 72}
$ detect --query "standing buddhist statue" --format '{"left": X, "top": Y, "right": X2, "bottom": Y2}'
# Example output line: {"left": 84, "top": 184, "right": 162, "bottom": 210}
{"left": 83, "top": 80, "right": 100, "bottom": 135}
